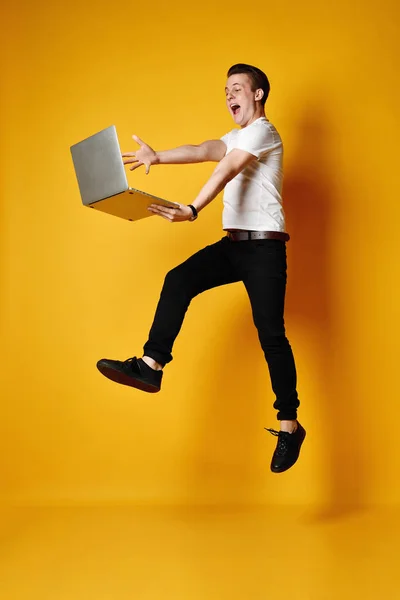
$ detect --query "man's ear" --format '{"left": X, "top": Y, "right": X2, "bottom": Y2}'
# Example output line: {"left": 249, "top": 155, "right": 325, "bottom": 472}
{"left": 255, "top": 88, "right": 264, "bottom": 102}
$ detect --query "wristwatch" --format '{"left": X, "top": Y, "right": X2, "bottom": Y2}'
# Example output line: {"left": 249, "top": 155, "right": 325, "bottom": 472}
{"left": 187, "top": 204, "right": 198, "bottom": 221}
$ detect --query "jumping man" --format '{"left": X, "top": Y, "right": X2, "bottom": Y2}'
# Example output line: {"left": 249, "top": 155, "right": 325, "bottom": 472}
{"left": 97, "top": 63, "right": 306, "bottom": 473}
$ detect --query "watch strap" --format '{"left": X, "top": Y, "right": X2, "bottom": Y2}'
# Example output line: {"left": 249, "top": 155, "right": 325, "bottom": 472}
{"left": 187, "top": 204, "right": 198, "bottom": 221}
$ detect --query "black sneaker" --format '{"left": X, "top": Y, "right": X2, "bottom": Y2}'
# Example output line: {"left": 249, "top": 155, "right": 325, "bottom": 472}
{"left": 265, "top": 422, "right": 306, "bottom": 473}
{"left": 96, "top": 356, "right": 162, "bottom": 393}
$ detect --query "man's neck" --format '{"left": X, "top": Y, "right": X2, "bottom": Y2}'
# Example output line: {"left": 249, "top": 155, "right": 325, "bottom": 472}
{"left": 241, "top": 110, "right": 266, "bottom": 128}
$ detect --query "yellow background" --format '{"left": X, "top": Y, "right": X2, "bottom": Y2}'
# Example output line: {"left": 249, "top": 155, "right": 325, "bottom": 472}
{"left": 1, "top": 0, "right": 399, "bottom": 509}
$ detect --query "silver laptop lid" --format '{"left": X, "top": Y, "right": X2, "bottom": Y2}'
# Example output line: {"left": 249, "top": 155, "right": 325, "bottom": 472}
{"left": 70, "top": 125, "right": 128, "bottom": 206}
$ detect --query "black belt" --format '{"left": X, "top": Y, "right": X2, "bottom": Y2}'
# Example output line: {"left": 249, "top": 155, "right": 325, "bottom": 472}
{"left": 226, "top": 230, "right": 290, "bottom": 242}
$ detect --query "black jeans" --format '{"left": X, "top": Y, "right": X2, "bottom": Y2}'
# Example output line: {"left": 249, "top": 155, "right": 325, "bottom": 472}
{"left": 143, "top": 236, "right": 300, "bottom": 421}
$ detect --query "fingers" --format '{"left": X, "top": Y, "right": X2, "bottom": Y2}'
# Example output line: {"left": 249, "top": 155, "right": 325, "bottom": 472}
{"left": 157, "top": 213, "right": 172, "bottom": 222}
{"left": 122, "top": 156, "right": 141, "bottom": 171}
{"left": 132, "top": 134, "right": 145, "bottom": 146}
{"left": 148, "top": 204, "right": 188, "bottom": 223}
{"left": 123, "top": 160, "right": 150, "bottom": 173}
{"left": 149, "top": 207, "right": 173, "bottom": 221}
{"left": 122, "top": 155, "right": 150, "bottom": 174}
{"left": 149, "top": 204, "right": 175, "bottom": 216}
{"left": 148, "top": 205, "right": 176, "bottom": 221}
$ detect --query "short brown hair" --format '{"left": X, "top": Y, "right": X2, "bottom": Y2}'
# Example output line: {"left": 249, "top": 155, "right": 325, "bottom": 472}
{"left": 227, "top": 64, "right": 270, "bottom": 106}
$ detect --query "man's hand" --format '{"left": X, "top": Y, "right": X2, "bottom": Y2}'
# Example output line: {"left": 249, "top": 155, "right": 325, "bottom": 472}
{"left": 122, "top": 135, "right": 159, "bottom": 175}
{"left": 148, "top": 203, "right": 194, "bottom": 223}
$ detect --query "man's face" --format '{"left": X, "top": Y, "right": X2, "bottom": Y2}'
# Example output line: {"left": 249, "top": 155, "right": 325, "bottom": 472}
{"left": 225, "top": 73, "right": 259, "bottom": 126}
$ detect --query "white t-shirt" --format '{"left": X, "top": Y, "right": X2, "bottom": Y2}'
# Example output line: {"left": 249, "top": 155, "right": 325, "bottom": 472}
{"left": 220, "top": 117, "right": 285, "bottom": 232}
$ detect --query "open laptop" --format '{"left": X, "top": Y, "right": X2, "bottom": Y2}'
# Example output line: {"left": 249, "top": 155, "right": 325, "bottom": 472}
{"left": 70, "top": 125, "right": 180, "bottom": 221}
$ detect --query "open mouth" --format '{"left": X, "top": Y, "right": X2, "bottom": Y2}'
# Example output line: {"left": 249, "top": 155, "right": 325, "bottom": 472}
{"left": 231, "top": 103, "right": 240, "bottom": 116}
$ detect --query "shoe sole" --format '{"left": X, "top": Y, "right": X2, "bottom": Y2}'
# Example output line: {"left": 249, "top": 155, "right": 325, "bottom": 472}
{"left": 270, "top": 428, "right": 306, "bottom": 474}
{"left": 97, "top": 364, "right": 160, "bottom": 393}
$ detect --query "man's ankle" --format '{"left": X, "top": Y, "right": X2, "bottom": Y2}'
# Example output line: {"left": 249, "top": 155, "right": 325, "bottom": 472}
{"left": 280, "top": 420, "right": 298, "bottom": 434}
{"left": 142, "top": 356, "right": 163, "bottom": 371}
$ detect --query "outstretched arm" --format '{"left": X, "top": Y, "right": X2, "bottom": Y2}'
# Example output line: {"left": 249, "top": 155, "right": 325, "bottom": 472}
{"left": 122, "top": 135, "right": 226, "bottom": 174}
{"left": 149, "top": 148, "right": 257, "bottom": 222}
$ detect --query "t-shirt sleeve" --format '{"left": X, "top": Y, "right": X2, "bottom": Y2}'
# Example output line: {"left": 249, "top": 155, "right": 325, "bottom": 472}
{"left": 230, "top": 123, "right": 275, "bottom": 159}
{"left": 220, "top": 131, "right": 231, "bottom": 146}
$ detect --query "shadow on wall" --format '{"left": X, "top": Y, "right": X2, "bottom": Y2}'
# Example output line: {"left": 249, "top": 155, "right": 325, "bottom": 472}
{"left": 284, "top": 102, "right": 365, "bottom": 518}
{"left": 184, "top": 102, "right": 365, "bottom": 514}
